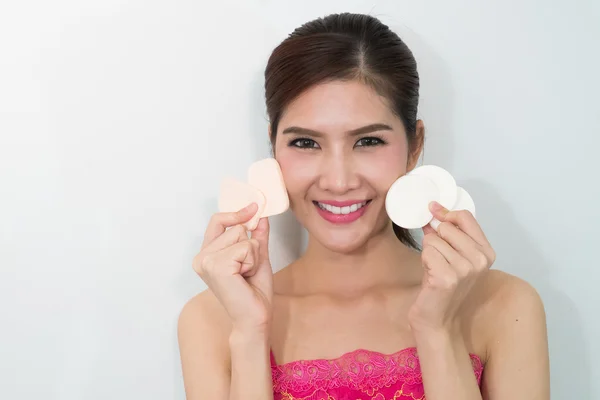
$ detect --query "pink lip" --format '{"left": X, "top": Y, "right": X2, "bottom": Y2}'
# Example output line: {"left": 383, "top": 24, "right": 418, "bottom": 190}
{"left": 314, "top": 200, "right": 371, "bottom": 224}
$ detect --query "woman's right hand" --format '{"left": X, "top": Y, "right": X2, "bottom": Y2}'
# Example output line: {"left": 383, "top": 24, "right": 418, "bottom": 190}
{"left": 192, "top": 203, "right": 273, "bottom": 334}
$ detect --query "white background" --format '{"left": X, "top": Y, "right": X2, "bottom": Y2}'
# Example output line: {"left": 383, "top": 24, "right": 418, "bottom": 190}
{"left": 1, "top": 0, "right": 599, "bottom": 398}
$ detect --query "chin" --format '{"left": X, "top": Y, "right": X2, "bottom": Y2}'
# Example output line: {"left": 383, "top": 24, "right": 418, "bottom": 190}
{"left": 309, "top": 220, "right": 391, "bottom": 255}
{"left": 314, "top": 231, "right": 370, "bottom": 254}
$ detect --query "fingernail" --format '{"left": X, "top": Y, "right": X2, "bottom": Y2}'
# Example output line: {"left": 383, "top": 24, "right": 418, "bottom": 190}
{"left": 429, "top": 201, "right": 446, "bottom": 213}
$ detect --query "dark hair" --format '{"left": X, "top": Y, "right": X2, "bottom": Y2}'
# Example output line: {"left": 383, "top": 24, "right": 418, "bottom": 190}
{"left": 264, "top": 12, "right": 421, "bottom": 250}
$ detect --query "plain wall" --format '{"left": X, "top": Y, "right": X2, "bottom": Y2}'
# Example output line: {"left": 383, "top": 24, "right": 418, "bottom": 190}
{"left": 1, "top": 0, "right": 599, "bottom": 398}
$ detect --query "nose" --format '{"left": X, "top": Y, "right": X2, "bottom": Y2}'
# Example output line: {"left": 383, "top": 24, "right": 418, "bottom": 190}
{"left": 317, "top": 150, "right": 360, "bottom": 194}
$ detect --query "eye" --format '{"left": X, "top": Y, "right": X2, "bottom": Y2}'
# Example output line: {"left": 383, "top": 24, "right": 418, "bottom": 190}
{"left": 355, "top": 136, "right": 386, "bottom": 147}
{"left": 289, "top": 138, "right": 320, "bottom": 149}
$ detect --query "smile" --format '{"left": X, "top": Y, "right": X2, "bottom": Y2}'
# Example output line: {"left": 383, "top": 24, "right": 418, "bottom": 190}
{"left": 316, "top": 201, "right": 368, "bottom": 214}
{"left": 313, "top": 200, "right": 372, "bottom": 224}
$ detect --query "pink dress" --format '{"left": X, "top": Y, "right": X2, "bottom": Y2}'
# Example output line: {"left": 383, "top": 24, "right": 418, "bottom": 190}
{"left": 271, "top": 347, "right": 483, "bottom": 400}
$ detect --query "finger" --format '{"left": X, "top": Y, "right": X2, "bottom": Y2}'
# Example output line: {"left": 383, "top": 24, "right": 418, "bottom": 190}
{"left": 422, "top": 224, "right": 436, "bottom": 236}
{"left": 421, "top": 242, "right": 455, "bottom": 284}
{"left": 423, "top": 230, "right": 472, "bottom": 277}
{"left": 203, "top": 223, "right": 248, "bottom": 253}
{"left": 429, "top": 201, "right": 450, "bottom": 220}
{"left": 444, "top": 210, "right": 490, "bottom": 248}
{"left": 250, "top": 217, "right": 270, "bottom": 259}
{"left": 422, "top": 232, "right": 463, "bottom": 267}
{"left": 202, "top": 203, "right": 258, "bottom": 246}
{"left": 429, "top": 202, "right": 489, "bottom": 247}
{"left": 211, "top": 239, "right": 256, "bottom": 276}
{"left": 247, "top": 219, "right": 273, "bottom": 293}
{"left": 240, "top": 239, "right": 260, "bottom": 277}
{"left": 422, "top": 241, "right": 448, "bottom": 270}
{"left": 435, "top": 222, "right": 491, "bottom": 272}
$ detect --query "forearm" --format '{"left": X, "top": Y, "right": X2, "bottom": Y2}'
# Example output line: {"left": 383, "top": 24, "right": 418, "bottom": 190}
{"left": 228, "top": 329, "right": 274, "bottom": 400}
{"left": 414, "top": 328, "right": 482, "bottom": 400}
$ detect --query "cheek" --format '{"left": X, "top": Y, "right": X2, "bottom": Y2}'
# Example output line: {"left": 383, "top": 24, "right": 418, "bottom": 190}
{"left": 357, "top": 145, "right": 409, "bottom": 187}
{"left": 275, "top": 148, "right": 317, "bottom": 195}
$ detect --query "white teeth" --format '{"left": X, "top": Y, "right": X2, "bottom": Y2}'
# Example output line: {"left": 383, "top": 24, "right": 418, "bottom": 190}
{"left": 317, "top": 201, "right": 367, "bottom": 214}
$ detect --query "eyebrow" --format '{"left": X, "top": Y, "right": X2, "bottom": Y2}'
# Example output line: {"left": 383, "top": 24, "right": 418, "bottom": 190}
{"left": 281, "top": 123, "right": 393, "bottom": 137}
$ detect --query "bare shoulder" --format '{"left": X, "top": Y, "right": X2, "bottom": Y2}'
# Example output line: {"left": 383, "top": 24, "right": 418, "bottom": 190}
{"left": 177, "top": 289, "right": 234, "bottom": 398}
{"left": 470, "top": 269, "right": 548, "bottom": 365}
{"left": 472, "top": 271, "right": 550, "bottom": 397}
{"left": 178, "top": 288, "right": 232, "bottom": 347}
{"left": 475, "top": 269, "right": 545, "bottom": 320}
{"left": 179, "top": 288, "right": 232, "bottom": 324}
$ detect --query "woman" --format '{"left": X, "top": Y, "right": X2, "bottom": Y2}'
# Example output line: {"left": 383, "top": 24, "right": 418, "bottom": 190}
{"left": 178, "top": 12, "right": 550, "bottom": 400}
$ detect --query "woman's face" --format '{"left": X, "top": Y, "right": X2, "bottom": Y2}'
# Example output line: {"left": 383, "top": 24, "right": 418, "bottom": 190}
{"left": 274, "top": 80, "right": 420, "bottom": 253}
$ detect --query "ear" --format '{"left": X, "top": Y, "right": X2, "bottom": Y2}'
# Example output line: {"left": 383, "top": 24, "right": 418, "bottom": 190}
{"left": 407, "top": 119, "right": 424, "bottom": 171}
{"left": 268, "top": 124, "right": 277, "bottom": 157}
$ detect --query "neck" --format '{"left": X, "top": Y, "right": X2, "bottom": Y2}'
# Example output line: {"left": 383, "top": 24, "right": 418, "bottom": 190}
{"left": 286, "top": 224, "right": 422, "bottom": 297}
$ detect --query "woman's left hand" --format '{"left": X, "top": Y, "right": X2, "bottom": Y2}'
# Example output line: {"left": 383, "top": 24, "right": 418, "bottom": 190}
{"left": 408, "top": 201, "right": 496, "bottom": 335}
